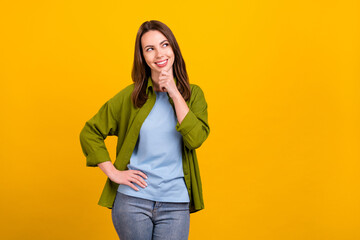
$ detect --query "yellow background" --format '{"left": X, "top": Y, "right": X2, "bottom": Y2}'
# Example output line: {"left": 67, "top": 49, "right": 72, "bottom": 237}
{"left": 1, "top": 0, "right": 359, "bottom": 239}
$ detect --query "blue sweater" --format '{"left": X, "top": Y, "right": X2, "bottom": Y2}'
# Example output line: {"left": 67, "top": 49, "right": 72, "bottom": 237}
{"left": 117, "top": 90, "right": 190, "bottom": 202}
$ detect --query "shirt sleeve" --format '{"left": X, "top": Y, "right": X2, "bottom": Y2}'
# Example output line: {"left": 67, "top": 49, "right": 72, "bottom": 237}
{"left": 79, "top": 99, "right": 119, "bottom": 167}
{"left": 175, "top": 85, "right": 210, "bottom": 150}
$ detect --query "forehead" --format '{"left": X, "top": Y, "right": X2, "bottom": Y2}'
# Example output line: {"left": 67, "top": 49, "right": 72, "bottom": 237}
{"left": 141, "top": 30, "right": 168, "bottom": 45}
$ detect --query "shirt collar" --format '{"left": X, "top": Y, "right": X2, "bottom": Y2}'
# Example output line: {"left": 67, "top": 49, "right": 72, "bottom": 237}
{"left": 146, "top": 75, "right": 178, "bottom": 95}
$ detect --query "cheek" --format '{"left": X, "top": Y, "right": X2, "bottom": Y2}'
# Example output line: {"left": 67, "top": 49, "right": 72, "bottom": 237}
{"left": 168, "top": 51, "right": 175, "bottom": 60}
{"left": 143, "top": 54, "right": 154, "bottom": 65}
{"left": 167, "top": 49, "right": 174, "bottom": 57}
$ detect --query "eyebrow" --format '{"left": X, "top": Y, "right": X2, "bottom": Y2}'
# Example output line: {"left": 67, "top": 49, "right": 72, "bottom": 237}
{"left": 144, "top": 40, "right": 168, "bottom": 50}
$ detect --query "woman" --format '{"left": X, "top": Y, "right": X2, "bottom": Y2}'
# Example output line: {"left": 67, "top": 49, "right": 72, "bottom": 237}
{"left": 79, "top": 20, "right": 210, "bottom": 240}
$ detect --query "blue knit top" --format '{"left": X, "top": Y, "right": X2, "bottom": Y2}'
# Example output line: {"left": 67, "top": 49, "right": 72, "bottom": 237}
{"left": 117, "top": 90, "right": 190, "bottom": 202}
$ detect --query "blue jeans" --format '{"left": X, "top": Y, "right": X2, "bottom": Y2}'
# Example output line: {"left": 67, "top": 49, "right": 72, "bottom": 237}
{"left": 112, "top": 191, "right": 190, "bottom": 240}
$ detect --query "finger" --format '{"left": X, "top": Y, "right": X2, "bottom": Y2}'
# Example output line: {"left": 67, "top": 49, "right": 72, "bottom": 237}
{"left": 129, "top": 175, "right": 147, "bottom": 185}
{"left": 134, "top": 170, "right": 148, "bottom": 180}
{"left": 136, "top": 177, "right": 148, "bottom": 187}
{"left": 159, "top": 85, "right": 167, "bottom": 92}
{"left": 158, "top": 83, "right": 167, "bottom": 92}
{"left": 126, "top": 182, "right": 139, "bottom": 191}
{"left": 130, "top": 176, "right": 147, "bottom": 188}
{"left": 159, "top": 75, "right": 168, "bottom": 81}
{"left": 159, "top": 81, "right": 169, "bottom": 87}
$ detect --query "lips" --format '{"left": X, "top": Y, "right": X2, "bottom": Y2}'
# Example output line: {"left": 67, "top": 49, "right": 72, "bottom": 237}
{"left": 155, "top": 59, "right": 168, "bottom": 65}
{"left": 155, "top": 59, "right": 168, "bottom": 67}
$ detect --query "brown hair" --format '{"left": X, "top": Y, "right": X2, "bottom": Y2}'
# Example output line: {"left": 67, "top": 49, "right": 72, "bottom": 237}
{"left": 131, "top": 20, "right": 191, "bottom": 108}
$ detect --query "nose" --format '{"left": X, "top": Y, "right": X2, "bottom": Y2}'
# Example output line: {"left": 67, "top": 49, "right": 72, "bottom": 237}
{"left": 155, "top": 49, "right": 165, "bottom": 59}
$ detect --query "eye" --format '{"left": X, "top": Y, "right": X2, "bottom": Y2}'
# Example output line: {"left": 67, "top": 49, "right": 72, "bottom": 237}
{"left": 163, "top": 43, "right": 169, "bottom": 47}
{"left": 146, "top": 47, "right": 153, "bottom": 52}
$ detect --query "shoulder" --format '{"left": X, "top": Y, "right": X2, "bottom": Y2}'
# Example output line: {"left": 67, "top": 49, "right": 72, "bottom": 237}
{"left": 100, "top": 83, "right": 135, "bottom": 118}
{"left": 190, "top": 83, "right": 202, "bottom": 92}
{"left": 112, "top": 84, "right": 134, "bottom": 100}
{"left": 187, "top": 83, "right": 208, "bottom": 110}
{"left": 189, "top": 83, "right": 206, "bottom": 100}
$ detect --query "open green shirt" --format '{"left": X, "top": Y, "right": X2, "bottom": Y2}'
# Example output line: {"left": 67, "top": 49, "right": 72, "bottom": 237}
{"left": 79, "top": 76, "right": 210, "bottom": 213}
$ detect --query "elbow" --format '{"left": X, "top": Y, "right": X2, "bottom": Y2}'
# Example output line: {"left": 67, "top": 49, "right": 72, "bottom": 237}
{"left": 79, "top": 126, "right": 87, "bottom": 146}
{"left": 184, "top": 127, "right": 210, "bottom": 150}
{"left": 185, "top": 140, "right": 203, "bottom": 150}
{"left": 79, "top": 125, "right": 91, "bottom": 156}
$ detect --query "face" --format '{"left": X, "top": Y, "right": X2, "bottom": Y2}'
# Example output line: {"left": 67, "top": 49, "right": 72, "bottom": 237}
{"left": 141, "top": 30, "right": 175, "bottom": 74}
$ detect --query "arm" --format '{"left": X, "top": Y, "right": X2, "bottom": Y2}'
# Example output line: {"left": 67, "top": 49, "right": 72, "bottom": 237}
{"left": 79, "top": 98, "right": 147, "bottom": 190}
{"left": 97, "top": 161, "right": 118, "bottom": 179}
{"left": 79, "top": 100, "right": 118, "bottom": 167}
{"left": 175, "top": 86, "right": 210, "bottom": 150}
{"left": 172, "top": 93, "right": 189, "bottom": 124}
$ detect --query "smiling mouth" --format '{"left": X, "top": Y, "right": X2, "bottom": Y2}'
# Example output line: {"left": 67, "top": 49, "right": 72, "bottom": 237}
{"left": 155, "top": 59, "right": 168, "bottom": 65}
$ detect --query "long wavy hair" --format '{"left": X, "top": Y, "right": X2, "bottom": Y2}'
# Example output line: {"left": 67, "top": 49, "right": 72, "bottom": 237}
{"left": 131, "top": 20, "right": 191, "bottom": 108}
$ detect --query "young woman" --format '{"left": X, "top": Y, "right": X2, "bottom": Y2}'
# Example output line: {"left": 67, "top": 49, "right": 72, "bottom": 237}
{"left": 79, "top": 20, "right": 210, "bottom": 240}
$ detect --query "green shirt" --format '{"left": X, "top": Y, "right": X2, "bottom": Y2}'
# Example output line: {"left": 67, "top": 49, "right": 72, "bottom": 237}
{"left": 79, "top": 76, "right": 210, "bottom": 213}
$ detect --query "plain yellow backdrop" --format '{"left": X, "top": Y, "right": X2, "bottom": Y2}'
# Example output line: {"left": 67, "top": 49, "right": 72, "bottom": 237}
{"left": 1, "top": 0, "right": 359, "bottom": 239}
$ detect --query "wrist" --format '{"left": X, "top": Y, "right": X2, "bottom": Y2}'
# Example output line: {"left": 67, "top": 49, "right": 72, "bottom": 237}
{"left": 170, "top": 89, "right": 182, "bottom": 101}
{"left": 98, "top": 161, "right": 118, "bottom": 179}
{"left": 108, "top": 168, "right": 119, "bottom": 179}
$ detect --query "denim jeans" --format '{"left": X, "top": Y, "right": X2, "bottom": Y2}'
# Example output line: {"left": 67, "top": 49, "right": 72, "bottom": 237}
{"left": 112, "top": 191, "right": 190, "bottom": 240}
